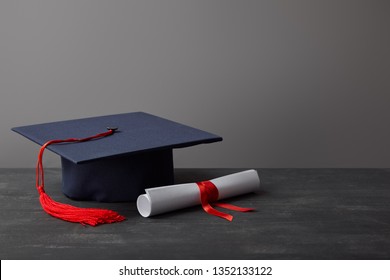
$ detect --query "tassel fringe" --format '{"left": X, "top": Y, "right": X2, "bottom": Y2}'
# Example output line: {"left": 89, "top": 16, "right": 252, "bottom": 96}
{"left": 38, "top": 187, "right": 126, "bottom": 226}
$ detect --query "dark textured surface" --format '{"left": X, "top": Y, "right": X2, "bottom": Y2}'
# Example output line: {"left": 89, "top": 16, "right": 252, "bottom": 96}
{"left": 1, "top": 168, "right": 389, "bottom": 260}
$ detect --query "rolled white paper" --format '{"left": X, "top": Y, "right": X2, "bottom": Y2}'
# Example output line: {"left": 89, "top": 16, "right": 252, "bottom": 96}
{"left": 137, "top": 169, "right": 260, "bottom": 218}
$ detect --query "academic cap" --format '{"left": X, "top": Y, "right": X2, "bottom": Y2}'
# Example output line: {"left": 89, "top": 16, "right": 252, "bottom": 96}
{"left": 12, "top": 112, "right": 223, "bottom": 203}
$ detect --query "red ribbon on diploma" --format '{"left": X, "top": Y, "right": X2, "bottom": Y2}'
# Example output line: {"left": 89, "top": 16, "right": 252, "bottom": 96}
{"left": 196, "top": 180, "right": 254, "bottom": 221}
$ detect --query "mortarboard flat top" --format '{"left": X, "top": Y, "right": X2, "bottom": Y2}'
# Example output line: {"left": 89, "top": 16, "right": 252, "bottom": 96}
{"left": 12, "top": 112, "right": 222, "bottom": 164}
{"left": 12, "top": 112, "right": 222, "bottom": 202}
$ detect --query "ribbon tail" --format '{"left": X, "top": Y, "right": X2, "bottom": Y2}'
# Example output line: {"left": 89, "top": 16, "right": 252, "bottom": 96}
{"left": 213, "top": 202, "right": 255, "bottom": 213}
{"left": 201, "top": 201, "right": 233, "bottom": 222}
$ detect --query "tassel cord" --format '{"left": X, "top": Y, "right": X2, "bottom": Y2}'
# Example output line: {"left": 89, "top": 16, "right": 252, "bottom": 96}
{"left": 36, "top": 130, "right": 115, "bottom": 190}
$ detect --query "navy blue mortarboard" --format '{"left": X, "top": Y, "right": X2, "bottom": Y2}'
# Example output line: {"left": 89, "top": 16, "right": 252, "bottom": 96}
{"left": 11, "top": 112, "right": 222, "bottom": 226}
{"left": 12, "top": 112, "right": 222, "bottom": 203}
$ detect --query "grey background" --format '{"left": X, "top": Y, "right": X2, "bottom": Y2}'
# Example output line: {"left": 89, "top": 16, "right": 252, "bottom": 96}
{"left": 1, "top": 0, "right": 389, "bottom": 168}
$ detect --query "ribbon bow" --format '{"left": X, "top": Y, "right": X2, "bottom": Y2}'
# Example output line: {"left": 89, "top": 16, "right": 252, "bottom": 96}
{"left": 196, "top": 180, "right": 254, "bottom": 221}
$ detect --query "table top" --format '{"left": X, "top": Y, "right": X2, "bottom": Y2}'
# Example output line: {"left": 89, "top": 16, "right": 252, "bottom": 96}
{"left": 1, "top": 168, "right": 389, "bottom": 260}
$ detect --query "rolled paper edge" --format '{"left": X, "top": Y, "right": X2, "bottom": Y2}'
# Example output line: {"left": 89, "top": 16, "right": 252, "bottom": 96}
{"left": 136, "top": 194, "right": 152, "bottom": 217}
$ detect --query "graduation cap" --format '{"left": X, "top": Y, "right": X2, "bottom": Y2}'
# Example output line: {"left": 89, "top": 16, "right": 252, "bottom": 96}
{"left": 12, "top": 112, "right": 222, "bottom": 226}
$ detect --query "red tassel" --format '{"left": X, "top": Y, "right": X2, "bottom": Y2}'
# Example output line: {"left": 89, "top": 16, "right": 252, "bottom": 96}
{"left": 35, "top": 129, "right": 126, "bottom": 226}
{"left": 37, "top": 186, "right": 125, "bottom": 226}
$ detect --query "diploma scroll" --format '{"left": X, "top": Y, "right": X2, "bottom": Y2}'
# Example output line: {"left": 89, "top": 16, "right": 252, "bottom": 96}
{"left": 137, "top": 169, "right": 260, "bottom": 218}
